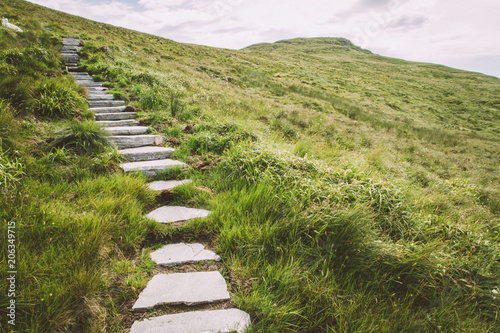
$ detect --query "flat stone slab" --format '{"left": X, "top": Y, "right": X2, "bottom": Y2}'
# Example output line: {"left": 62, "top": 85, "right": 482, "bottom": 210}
{"left": 119, "top": 146, "right": 175, "bottom": 162}
{"left": 105, "top": 126, "right": 148, "bottom": 135}
{"left": 110, "top": 135, "right": 163, "bottom": 149}
{"left": 147, "top": 206, "right": 210, "bottom": 223}
{"left": 121, "top": 159, "right": 187, "bottom": 176}
{"left": 89, "top": 100, "right": 125, "bottom": 107}
{"left": 151, "top": 243, "right": 221, "bottom": 267}
{"left": 130, "top": 309, "right": 251, "bottom": 333}
{"left": 148, "top": 179, "right": 192, "bottom": 191}
{"left": 90, "top": 106, "right": 126, "bottom": 113}
{"left": 132, "top": 271, "right": 230, "bottom": 311}
{"left": 76, "top": 80, "right": 103, "bottom": 87}
{"left": 94, "top": 112, "right": 135, "bottom": 121}
{"left": 87, "top": 94, "right": 114, "bottom": 100}
{"left": 96, "top": 119, "right": 139, "bottom": 127}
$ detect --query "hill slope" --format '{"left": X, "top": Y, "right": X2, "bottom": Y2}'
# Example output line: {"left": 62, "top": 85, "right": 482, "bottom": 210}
{"left": 1, "top": 0, "right": 499, "bottom": 332}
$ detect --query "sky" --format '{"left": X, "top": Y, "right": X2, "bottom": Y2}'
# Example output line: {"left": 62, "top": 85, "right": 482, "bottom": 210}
{"left": 29, "top": 0, "right": 500, "bottom": 78}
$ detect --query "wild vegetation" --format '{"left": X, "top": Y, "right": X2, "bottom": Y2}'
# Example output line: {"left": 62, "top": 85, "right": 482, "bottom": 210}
{"left": 1, "top": 0, "right": 499, "bottom": 332}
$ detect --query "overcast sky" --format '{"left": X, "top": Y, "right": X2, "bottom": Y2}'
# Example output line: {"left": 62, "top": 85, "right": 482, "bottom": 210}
{"left": 29, "top": 0, "right": 500, "bottom": 78}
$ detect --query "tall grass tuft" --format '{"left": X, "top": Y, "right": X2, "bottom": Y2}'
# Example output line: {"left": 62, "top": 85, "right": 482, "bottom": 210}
{"left": 31, "top": 80, "right": 86, "bottom": 118}
{"left": 51, "top": 121, "right": 111, "bottom": 155}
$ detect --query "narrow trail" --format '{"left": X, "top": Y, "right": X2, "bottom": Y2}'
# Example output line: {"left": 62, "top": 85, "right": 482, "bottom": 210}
{"left": 61, "top": 35, "right": 251, "bottom": 333}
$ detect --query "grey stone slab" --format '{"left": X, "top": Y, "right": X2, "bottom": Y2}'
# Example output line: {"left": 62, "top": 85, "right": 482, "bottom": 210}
{"left": 148, "top": 179, "right": 192, "bottom": 191}
{"left": 130, "top": 309, "right": 251, "bottom": 333}
{"left": 132, "top": 271, "right": 230, "bottom": 311}
{"left": 90, "top": 106, "right": 126, "bottom": 113}
{"left": 151, "top": 243, "right": 221, "bottom": 267}
{"left": 147, "top": 206, "right": 210, "bottom": 224}
{"left": 76, "top": 80, "right": 103, "bottom": 87}
{"left": 71, "top": 74, "right": 92, "bottom": 80}
{"left": 86, "top": 86, "right": 108, "bottom": 92}
{"left": 67, "top": 67, "right": 86, "bottom": 72}
{"left": 96, "top": 119, "right": 139, "bottom": 127}
{"left": 109, "top": 135, "right": 163, "bottom": 149}
{"left": 89, "top": 100, "right": 125, "bottom": 107}
{"left": 94, "top": 112, "right": 135, "bottom": 121}
{"left": 119, "top": 146, "right": 175, "bottom": 161}
{"left": 121, "top": 159, "right": 187, "bottom": 176}
{"left": 105, "top": 126, "right": 149, "bottom": 135}
{"left": 87, "top": 94, "right": 114, "bottom": 100}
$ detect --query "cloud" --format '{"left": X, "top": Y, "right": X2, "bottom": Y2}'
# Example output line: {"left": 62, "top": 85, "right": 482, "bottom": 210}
{"left": 26, "top": 0, "right": 500, "bottom": 77}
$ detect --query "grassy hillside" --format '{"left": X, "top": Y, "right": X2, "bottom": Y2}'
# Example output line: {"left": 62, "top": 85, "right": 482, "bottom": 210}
{"left": 1, "top": 0, "right": 499, "bottom": 332}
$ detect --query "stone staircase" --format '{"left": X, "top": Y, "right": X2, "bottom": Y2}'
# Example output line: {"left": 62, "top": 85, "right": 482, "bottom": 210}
{"left": 61, "top": 36, "right": 251, "bottom": 333}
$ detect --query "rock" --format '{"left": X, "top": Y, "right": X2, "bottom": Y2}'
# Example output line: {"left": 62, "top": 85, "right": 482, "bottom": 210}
{"left": 90, "top": 106, "right": 127, "bottom": 113}
{"left": 148, "top": 179, "right": 192, "bottom": 191}
{"left": 129, "top": 309, "right": 251, "bottom": 333}
{"left": 132, "top": 271, "right": 230, "bottom": 310}
{"left": 94, "top": 112, "right": 136, "bottom": 121}
{"left": 118, "top": 146, "right": 175, "bottom": 161}
{"left": 120, "top": 159, "right": 188, "bottom": 176}
{"left": 109, "top": 135, "right": 163, "bottom": 149}
{"left": 96, "top": 119, "right": 139, "bottom": 127}
{"left": 88, "top": 100, "right": 125, "bottom": 108}
{"left": 105, "top": 126, "right": 149, "bottom": 135}
{"left": 147, "top": 206, "right": 210, "bottom": 223}
{"left": 150, "top": 243, "right": 221, "bottom": 267}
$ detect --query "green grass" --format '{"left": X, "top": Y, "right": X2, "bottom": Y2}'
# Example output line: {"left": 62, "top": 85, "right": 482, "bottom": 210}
{"left": 0, "top": 0, "right": 499, "bottom": 332}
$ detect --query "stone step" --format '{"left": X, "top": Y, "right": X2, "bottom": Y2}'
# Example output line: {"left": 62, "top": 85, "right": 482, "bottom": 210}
{"left": 70, "top": 74, "right": 92, "bottom": 79}
{"left": 76, "top": 80, "right": 103, "bottom": 87}
{"left": 90, "top": 106, "right": 126, "bottom": 113}
{"left": 148, "top": 179, "right": 192, "bottom": 191}
{"left": 151, "top": 243, "right": 221, "bottom": 267}
{"left": 87, "top": 94, "right": 114, "bottom": 100}
{"left": 132, "top": 271, "right": 230, "bottom": 311}
{"left": 67, "top": 67, "right": 86, "bottom": 72}
{"left": 86, "top": 86, "right": 108, "bottom": 92}
{"left": 119, "top": 146, "right": 175, "bottom": 161}
{"left": 147, "top": 206, "right": 210, "bottom": 224}
{"left": 88, "top": 100, "right": 125, "bottom": 108}
{"left": 96, "top": 119, "right": 139, "bottom": 127}
{"left": 95, "top": 112, "right": 136, "bottom": 121}
{"left": 130, "top": 309, "right": 251, "bottom": 333}
{"left": 61, "top": 46, "right": 81, "bottom": 52}
{"left": 120, "top": 159, "right": 187, "bottom": 177}
{"left": 105, "top": 126, "right": 148, "bottom": 135}
{"left": 109, "top": 134, "right": 163, "bottom": 149}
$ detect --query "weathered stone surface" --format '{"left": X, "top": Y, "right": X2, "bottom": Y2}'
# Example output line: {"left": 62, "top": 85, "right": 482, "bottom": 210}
{"left": 96, "top": 119, "right": 139, "bottom": 127}
{"left": 86, "top": 86, "right": 108, "bottom": 92}
{"left": 76, "top": 80, "right": 103, "bottom": 87}
{"left": 88, "top": 95, "right": 114, "bottom": 101}
{"left": 151, "top": 243, "right": 221, "bottom": 267}
{"left": 88, "top": 100, "right": 125, "bottom": 107}
{"left": 90, "top": 106, "right": 126, "bottom": 113}
{"left": 119, "top": 146, "right": 175, "bottom": 161}
{"left": 148, "top": 179, "right": 192, "bottom": 191}
{"left": 130, "top": 309, "right": 251, "bottom": 333}
{"left": 71, "top": 74, "right": 92, "bottom": 80}
{"left": 109, "top": 135, "right": 163, "bottom": 149}
{"left": 61, "top": 46, "right": 81, "bottom": 52}
{"left": 94, "top": 112, "right": 135, "bottom": 121}
{"left": 147, "top": 206, "right": 210, "bottom": 223}
{"left": 67, "top": 67, "right": 86, "bottom": 72}
{"left": 132, "top": 272, "right": 230, "bottom": 311}
{"left": 105, "top": 126, "right": 149, "bottom": 135}
{"left": 1, "top": 18, "right": 23, "bottom": 32}
{"left": 121, "top": 159, "right": 187, "bottom": 176}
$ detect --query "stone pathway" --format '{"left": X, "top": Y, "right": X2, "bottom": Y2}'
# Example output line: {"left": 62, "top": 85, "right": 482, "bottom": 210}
{"left": 62, "top": 36, "right": 250, "bottom": 333}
